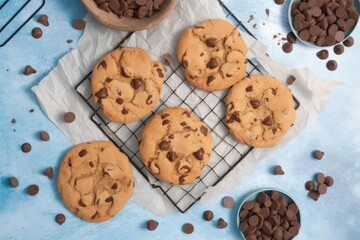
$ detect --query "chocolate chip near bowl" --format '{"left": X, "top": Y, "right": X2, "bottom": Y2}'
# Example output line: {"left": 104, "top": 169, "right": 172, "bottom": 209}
{"left": 288, "top": 0, "right": 359, "bottom": 47}
{"left": 237, "top": 188, "right": 301, "bottom": 240}
{"left": 80, "top": 0, "right": 177, "bottom": 31}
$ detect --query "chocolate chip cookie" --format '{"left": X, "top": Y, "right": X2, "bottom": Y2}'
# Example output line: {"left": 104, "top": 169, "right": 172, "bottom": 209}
{"left": 225, "top": 75, "right": 296, "bottom": 147}
{"left": 176, "top": 19, "right": 248, "bottom": 91}
{"left": 92, "top": 47, "right": 164, "bottom": 123}
{"left": 57, "top": 141, "right": 134, "bottom": 222}
{"left": 139, "top": 107, "right": 213, "bottom": 185}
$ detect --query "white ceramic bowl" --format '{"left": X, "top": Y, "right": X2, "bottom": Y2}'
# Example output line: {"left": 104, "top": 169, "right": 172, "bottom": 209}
{"left": 237, "top": 188, "right": 301, "bottom": 239}
{"left": 288, "top": 0, "right": 359, "bottom": 48}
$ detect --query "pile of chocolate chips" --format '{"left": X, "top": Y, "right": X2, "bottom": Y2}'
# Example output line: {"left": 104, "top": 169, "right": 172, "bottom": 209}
{"left": 239, "top": 191, "right": 301, "bottom": 240}
{"left": 290, "top": 0, "right": 359, "bottom": 46}
{"left": 94, "top": 0, "right": 166, "bottom": 19}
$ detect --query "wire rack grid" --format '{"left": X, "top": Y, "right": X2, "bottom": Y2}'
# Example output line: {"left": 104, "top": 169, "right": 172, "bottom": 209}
{"left": 74, "top": 0, "right": 300, "bottom": 213}
{"left": 0, "top": 0, "right": 45, "bottom": 47}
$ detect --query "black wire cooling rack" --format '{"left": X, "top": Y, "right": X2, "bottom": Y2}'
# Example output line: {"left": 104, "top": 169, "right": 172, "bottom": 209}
{"left": 0, "top": 0, "right": 45, "bottom": 47}
{"left": 75, "top": 0, "right": 300, "bottom": 213}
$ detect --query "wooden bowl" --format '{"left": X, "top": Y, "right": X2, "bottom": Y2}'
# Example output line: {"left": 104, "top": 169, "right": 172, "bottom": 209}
{"left": 81, "top": 0, "right": 177, "bottom": 32}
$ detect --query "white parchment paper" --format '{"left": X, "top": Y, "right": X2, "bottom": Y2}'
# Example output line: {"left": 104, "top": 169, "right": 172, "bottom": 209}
{"left": 32, "top": 0, "right": 341, "bottom": 215}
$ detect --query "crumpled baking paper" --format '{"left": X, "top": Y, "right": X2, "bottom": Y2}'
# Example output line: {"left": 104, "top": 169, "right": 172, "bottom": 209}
{"left": 32, "top": 0, "right": 341, "bottom": 215}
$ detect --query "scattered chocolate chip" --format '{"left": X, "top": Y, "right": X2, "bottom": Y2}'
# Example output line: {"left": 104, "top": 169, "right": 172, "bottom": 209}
{"left": 217, "top": 218, "right": 228, "bottom": 229}
{"left": 43, "top": 167, "right": 54, "bottom": 178}
{"left": 305, "top": 180, "right": 315, "bottom": 191}
{"left": 309, "top": 190, "right": 320, "bottom": 201}
{"left": 32, "top": 27, "right": 43, "bottom": 39}
{"left": 73, "top": 19, "right": 86, "bottom": 30}
{"left": 27, "top": 184, "right": 39, "bottom": 196}
{"left": 40, "top": 131, "right": 50, "bottom": 141}
{"left": 266, "top": 9, "right": 270, "bottom": 17}
{"left": 326, "top": 60, "right": 337, "bottom": 71}
{"left": 287, "top": 32, "right": 297, "bottom": 43}
{"left": 203, "top": 210, "right": 214, "bottom": 221}
{"left": 343, "top": 36, "right": 354, "bottom": 47}
{"left": 222, "top": 196, "right": 234, "bottom": 209}
{"left": 55, "top": 213, "right": 66, "bottom": 225}
{"left": 164, "top": 53, "right": 173, "bottom": 66}
{"left": 207, "top": 58, "right": 218, "bottom": 69}
{"left": 274, "top": 165, "right": 284, "bottom": 175}
{"left": 21, "top": 143, "right": 32, "bottom": 153}
{"left": 275, "top": 0, "right": 284, "bottom": 5}
{"left": 205, "top": 37, "right": 217, "bottom": 47}
{"left": 11, "top": 118, "right": 16, "bottom": 124}
{"left": 318, "top": 183, "right": 327, "bottom": 194}
{"left": 193, "top": 148, "right": 204, "bottom": 160}
{"left": 286, "top": 75, "right": 296, "bottom": 85}
{"left": 9, "top": 177, "right": 19, "bottom": 187}
{"left": 325, "top": 176, "right": 334, "bottom": 187}
{"left": 24, "top": 65, "right": 36, "bottom": 75}
{"left": 316, "top": 172, "right": 325, "bottom": 184}
{"left": 182, "top": 223, "right": 194, "bottom": 234}
{"left": 66, "top": 39, "right": 73, "bottom": 44}
{"left": 282, "top": 42, "right": 293, "bottom": 53}
{"left": 29, "top": 108, "right": 35, "bottom": 113}
{"left": 334, "top": 44, "right": 345, "bottom": 55}
{"left": 316, "top": 49, "right": 329, "bottom": 60}
{"left": 147, "top": 220, "right": 158, "bottom": 231}
{"left": 37, "top": 15, "right": 49, "bottom": 26}
{"left": 64, "top": 112, "right": 76, "bottom": 123}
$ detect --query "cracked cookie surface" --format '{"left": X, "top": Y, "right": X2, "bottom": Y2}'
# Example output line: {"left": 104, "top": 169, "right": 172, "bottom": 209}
{"left": 139, "top": 107, "right": 213, "bottom": 185}
{"left": 92, "top": 47, "right": 164, "bottom": 123}
{"left": 225, "top": 75, "right": 296, "bottom": 147}
{"left": 176, "top": 19, "right": 248, "bottom": 91}
{"left": 57, "top": 141, "right": 133, "bottom": 222}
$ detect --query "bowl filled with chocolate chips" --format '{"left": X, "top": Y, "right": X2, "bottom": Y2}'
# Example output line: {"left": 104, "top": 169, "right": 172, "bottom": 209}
{"left": 237, "top": 188, "right": 301, "bottom": 240}
{"left": 81, "top": 0, "right": 177, "bottom": 31}
{"left": 288, "top": 0, "right": 360, "bottom": 47}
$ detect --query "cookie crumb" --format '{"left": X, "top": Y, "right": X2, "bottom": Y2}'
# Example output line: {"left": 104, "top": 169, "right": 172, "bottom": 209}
{"left": 247, "top": 15, "right": 255, "bottom": 23}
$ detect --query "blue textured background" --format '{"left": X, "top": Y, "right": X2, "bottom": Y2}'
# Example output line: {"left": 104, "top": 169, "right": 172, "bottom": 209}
{"left": 0, "top": 0, "right": 359, "bottom": 239}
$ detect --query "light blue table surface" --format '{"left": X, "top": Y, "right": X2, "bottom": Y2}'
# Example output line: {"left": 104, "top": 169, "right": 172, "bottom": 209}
{"left": 1, "top": 0, "right": 359, "bottom": 239}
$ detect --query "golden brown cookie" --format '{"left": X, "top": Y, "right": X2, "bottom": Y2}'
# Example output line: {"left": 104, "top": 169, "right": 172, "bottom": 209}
{"left": 57, "top": 141, "right": 133, "bottom": 222}
{"left": 225, "top": 75, "right": 296, "bottom": 147}
{"left": 139, "top": 107, "right": 213, "bottom": 185}
{"left": 92, "top": 47, "right": 164, "bottom": 123}
{"left": 176, "top": 19, "right": 248, "bottom": 91}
